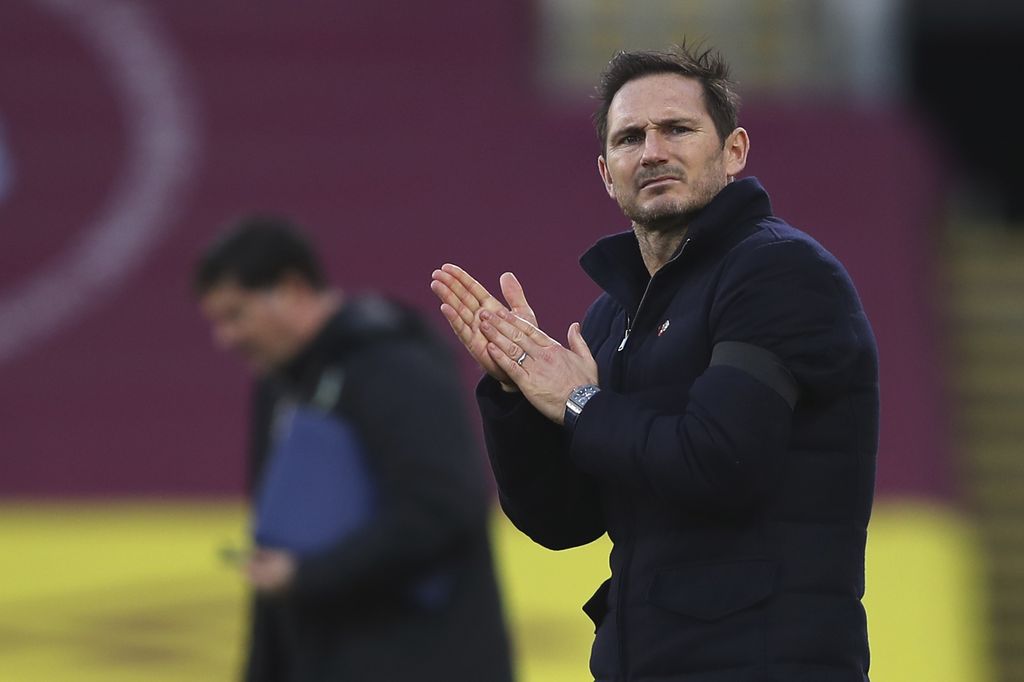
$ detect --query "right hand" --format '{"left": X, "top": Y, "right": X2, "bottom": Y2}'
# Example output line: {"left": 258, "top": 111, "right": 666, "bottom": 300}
{"left": 430, "top": 264, "right": 538, "bottom": 388}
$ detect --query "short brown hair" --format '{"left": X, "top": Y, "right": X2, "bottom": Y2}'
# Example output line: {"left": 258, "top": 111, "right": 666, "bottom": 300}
{"left": 193, "top": 214, "right": 327, "bottom": 295}
{"left": 593, "top": 41, "right": 741, "bottom": 152}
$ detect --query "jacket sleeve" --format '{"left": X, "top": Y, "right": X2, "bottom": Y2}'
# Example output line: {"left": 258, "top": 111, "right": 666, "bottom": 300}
{"left": 568, "top": 238, "right": 870, "bottom": 515}
{"left": 243, "top": 594, "right": 289, "bottom": 682}
{"left": 288, "top": 339, "right": 491, "bottom": 604}
{"left": 477, "top": 376, "right": 606, "bottom": 550}
{"left": 244, "top": 383, "right": 289, "bottom": 681}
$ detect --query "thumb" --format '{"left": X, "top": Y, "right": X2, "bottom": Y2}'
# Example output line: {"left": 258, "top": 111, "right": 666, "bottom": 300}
{"left": 500, "top": 272, "right": 536, "bottom": 323}
{"left": 567, "top": 322, "right": 592, "bottom": 358}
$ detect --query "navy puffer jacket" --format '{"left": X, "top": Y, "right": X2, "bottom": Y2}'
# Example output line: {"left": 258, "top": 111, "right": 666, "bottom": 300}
{"left": 478, "top": 177, "right": 878, "bottom": 682}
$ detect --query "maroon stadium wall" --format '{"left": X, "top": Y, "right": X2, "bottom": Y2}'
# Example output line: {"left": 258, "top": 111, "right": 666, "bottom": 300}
{"left": 0, "top": 1, "right": 948, "bottom": 500}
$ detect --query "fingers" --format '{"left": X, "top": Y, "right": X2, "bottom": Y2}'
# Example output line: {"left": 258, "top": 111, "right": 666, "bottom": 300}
{"left": 479, "top": 308, "right": 552, "bottom": 359}
{"left": 498, "top": 307, "right": 549, "bottom": 340}
{"left": 486, "top": 341, "right": 528, "bottom": 382}
{"left": 432, "top": 265, "right": 499, "bottom": 342}
{"left": 438, "top": 302, "right": 473, "bottom": 343}
{"left": 440, "top": 301, "right": 507, "bottom": 376}
{"left": 442, "top": 264, "right": 496, "bottom": 310}
{"left": 430, "top": 271, "right": 481, "bottom": 327}
{"left": 479, "top": 318, "right": 534, "bottom": 366}
{"left": 486, "top": 330, "right": 528, "bottom": 369}
{"left": 432, "top": 265, "right": 521, "bottom": 384}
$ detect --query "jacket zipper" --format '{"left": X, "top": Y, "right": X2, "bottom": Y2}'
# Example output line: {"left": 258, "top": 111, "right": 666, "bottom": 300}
{"left": 613, "top": 236, "right": 691, "bottom": 680}
{"left": 617, "top": 237, "right": 691, "bottom": 352}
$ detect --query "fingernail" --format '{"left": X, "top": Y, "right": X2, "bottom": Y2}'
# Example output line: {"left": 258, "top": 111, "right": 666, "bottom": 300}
{"left": 479, "top": 310, "right": 490, "bottom": 320}
{"left": 496, "top": 308, "right": 507, "bottom": 318}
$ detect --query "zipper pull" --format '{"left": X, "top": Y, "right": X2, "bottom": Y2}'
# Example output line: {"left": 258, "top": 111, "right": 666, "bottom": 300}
{"left": 617, "top": 328, "right": 630, "bottom": 352}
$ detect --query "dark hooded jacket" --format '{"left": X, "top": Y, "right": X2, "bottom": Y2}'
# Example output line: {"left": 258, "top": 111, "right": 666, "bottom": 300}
{"left": 246, "top": 295, "right": 514, "bottom": 682}
{"left": 478, "top": 177, "right": 878, "bottom": 682}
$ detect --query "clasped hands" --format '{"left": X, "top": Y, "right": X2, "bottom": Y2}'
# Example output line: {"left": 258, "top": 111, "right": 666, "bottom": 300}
{"left": 430, "top": 264, "right": 598, "bottom": 425}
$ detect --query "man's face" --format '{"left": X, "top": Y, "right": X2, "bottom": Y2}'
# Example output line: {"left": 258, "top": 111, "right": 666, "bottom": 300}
{"left": 199, "top": 280, "right": 298, "bottom": 374}
{"left": 598, "top": 72, "right": 748, "bottom": 231}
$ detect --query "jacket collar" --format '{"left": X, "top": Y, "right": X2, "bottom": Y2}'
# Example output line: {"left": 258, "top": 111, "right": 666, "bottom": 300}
{"left": 273, "top": 294, "right": 424, "bottom": 389}
{"left": 579, "top": 177, "right": 773, "bottom": 310}
{"left": 274, "top": 306, "right": 349, "bottom": 389}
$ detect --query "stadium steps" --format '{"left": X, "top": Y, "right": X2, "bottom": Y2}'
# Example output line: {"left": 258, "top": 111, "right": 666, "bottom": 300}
{"left": 946, "top": 226, "right": 1024, "bottom": 682}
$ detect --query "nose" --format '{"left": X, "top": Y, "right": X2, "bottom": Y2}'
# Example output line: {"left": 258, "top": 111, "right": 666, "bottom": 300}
{"left": 641, "top": 130, "right": 669, "bottom": 165}
{"left": 213, "top": 323, "right": 240, "bottom": 351}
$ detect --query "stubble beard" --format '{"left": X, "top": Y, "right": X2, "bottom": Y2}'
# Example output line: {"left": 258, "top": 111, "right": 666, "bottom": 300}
{"left": 622, "top": 176, "right": 723, "bottom": 235}
{"left": 624, "top": 199, "right": 698, "bottom": 235}
{"left": 623, "top": 152, "right": 730, "bottom": 234}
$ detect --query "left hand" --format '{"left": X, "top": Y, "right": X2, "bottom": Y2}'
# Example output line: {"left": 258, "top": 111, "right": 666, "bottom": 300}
{"left": 429, "top": 265, "right": 538, "bottom": 391}
{"left": 246, "top": 547, "right": 297, "bottom": 593}
{"left": 479, "top": 308, "right": 598, "bottom": 424}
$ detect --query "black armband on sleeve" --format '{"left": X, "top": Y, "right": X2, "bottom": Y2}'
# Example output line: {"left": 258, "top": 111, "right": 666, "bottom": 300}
{"left": 710, "top": 341, "right": 799, "bottom": 409}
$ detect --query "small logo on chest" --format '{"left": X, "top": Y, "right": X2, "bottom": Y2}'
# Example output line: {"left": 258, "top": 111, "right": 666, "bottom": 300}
{"left": 657, "top": 319, "right": 671, "bottom": 336}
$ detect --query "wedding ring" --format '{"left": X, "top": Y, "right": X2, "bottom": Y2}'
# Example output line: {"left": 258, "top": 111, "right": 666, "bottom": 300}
{"left": 515, "top": 351, "right": 528, "bottom": 366}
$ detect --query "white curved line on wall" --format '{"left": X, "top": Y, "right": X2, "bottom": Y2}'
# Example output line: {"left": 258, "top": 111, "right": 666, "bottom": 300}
{"left": 0, "top": 0, "right": 199, "bottom": 365}
{"left": 0, "top": 120, "right": 13, "bottom": 202}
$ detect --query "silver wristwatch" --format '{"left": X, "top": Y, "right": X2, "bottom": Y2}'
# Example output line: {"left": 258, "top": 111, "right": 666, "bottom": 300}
{"left": 564, "top": 384, "right": 601, "bottom": 430}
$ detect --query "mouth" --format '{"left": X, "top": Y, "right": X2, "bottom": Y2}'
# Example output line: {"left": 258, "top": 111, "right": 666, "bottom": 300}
{"left": 639, "top": 176, "right": 681, "bottom": 189}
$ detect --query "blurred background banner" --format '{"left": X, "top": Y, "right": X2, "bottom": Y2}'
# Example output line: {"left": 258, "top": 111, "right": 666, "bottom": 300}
{"left": 1, "top": 0, "right": 1021, "bottom": 680}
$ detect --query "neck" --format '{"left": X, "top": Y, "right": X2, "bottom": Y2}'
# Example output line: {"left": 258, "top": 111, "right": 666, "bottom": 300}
{"left": 310, "top": 289, "right": 344, "bottom": 332}
{"left": 634, "top": 226, "right": 688, "bottom": 276}
{"left": 293, "top": 289, "right": 344, "bottom": 349}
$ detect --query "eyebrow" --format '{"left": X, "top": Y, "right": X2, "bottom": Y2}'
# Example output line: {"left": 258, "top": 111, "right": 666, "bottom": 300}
{"left": 609, "top": 124, "right": 644, "bottom": 141}
{"left": 658, "top": 116, "right": 701, "bottom": 128}
{"left": 609, "top": 116, "right": 703, "bottom": 141}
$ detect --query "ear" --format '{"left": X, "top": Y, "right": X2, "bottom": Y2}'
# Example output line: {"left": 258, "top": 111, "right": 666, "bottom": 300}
{"left": 274, "top": 271, "right": 313, "bottom": 304}
{"left": 597, "top": 155, "right": 616, "bottom": 199}
{"left": 723, "top": 127, "right": 749, "bottom": 177}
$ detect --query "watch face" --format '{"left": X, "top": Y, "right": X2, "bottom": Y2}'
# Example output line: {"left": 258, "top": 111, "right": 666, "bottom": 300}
{"left": 565, "top": 385, "right": 598, "bottom": 427}
{"left": 573, "top": 385, "right": 598, "bottom": 406}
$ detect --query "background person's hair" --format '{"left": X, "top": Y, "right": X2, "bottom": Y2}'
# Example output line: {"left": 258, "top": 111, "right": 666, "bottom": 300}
{"left": 593, "top": 41, "right": 741, "bottom": 152}
{"left": 193, "top": 214, "right": 327, "bottom": 295}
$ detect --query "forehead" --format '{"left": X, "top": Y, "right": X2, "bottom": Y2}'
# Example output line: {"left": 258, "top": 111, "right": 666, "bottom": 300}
{"left": 606, "top": 73, "right": 708, "bottom": 131}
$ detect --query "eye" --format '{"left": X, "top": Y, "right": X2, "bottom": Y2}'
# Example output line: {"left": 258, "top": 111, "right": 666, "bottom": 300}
{"left": 618, "top": 133, "right": 642, "bottom": 146}
{"left": 669, "top": 125, "right": 690, "bottom": 135}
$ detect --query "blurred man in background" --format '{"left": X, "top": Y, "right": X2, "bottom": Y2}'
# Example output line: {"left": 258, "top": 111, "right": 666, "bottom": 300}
{"left": 432, "top": 42, "right": 878, "bottom": 681}
{"left": 195, "top": 216, "right": 513, "bottom": 682}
